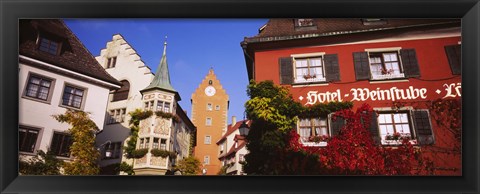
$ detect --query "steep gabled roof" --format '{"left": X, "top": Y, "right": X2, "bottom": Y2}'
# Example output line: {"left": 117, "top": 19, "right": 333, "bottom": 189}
{"left": 216, "top": 120, "right": 251, "bottom": 144}
{"left": 19, "top": 19, "right": 121, "bottom": 87}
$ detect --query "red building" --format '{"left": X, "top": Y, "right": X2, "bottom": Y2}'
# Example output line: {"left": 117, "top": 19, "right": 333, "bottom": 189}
{"left": 241, "top": 19, "right": 461, "bottom": 175}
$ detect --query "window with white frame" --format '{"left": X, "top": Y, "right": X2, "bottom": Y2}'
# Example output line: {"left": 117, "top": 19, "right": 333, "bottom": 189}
{"left": 145, "top": 101, "right": 154, "bottom": 111}
{"left": 207, "top": 103, "right": 213, "bottom": 111}
{"left": 108, "top": 108, "right": 126, "bottom": 124}
{"left": 61, "top": 85, "right": 85, "bottom": 109}
{"left": 215, "top": 105, "right": 220, "bottom": 111}
{"left": 206, "top": 117, "right": 212, "bottom": 126}
{"left": 160, "top": 139, "right": 167, "bottom": 150}
{"left": 153, "top": 138, "right": 160, "bottom": 149}
{"left": 204, "top": 155, "right": 210, "bottom": 165}
{"left": 298, "top": 117, "right": 329, "bottom": 143}
{"left": 368, "top": 51, "right": 404, "bottom": 80}
{"left": 377, "top": 111, "right": 414, "bottom": 145}
{"left": 24, "top": 74, "right": 54, "bottom": 102}
{"left": 156, "top": 100, "right": 171, "bottom": 113}
{"left": 294, "top": 57, "right": 326, "bottom": 83}
{"left": 295, "top": 18, "right": 315, "bottom": 27}
{"left": 204, "top": 135, "right": 211, "bottom": 144}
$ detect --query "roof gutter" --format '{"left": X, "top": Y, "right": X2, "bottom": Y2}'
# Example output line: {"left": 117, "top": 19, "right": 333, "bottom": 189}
{"left": 241, "top": 41, "right": 255, "bottom": 81}
{"left": 20, "top": 55, "right": 121, "bottom": 89}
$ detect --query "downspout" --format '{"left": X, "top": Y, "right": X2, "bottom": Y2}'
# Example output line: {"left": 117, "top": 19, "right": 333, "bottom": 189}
{"left": 241, "top": 41, "right": 255, "bottom": 81}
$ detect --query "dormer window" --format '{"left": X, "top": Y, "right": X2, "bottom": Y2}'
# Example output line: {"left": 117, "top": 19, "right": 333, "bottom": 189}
{"left": 296, "top": 19, "right": 314, "bottom": 27}
{"left": 38, "top": 37, "right": 60, "bottom": 55}
{"left": 294, "top": 19, "right": 317, "bottom": 31}
{"left": 362, "top": 19, "right": 387, "bottom": 26}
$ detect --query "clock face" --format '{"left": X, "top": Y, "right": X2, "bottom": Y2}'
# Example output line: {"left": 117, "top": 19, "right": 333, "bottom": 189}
{"left": 205, "top": 86, "right": 216, "bottom": 96}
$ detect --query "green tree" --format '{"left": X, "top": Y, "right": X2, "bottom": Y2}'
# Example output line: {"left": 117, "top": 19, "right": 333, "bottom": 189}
{"left": 175, "top": 156, "right": 201, "bottom": 175}
{"left": 53, "top": 109, "right": 100, "bottom": 175}
{"left": 19, "top": 150, "right": 64, "bottom": 175}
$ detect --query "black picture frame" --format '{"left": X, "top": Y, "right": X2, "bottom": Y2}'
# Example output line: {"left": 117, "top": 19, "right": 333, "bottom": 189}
{"left": 1, "top": 0, "right": 479, "bottom": 193}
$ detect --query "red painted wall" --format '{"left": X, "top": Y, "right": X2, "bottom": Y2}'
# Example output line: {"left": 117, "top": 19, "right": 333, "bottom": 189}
{"left": 253, "top": 36, "right": 462, "bottom": 175}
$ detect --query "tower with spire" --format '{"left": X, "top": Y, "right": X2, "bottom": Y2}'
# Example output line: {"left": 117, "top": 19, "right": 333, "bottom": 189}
{"left": 132, "top": 38, "right": 194, "bottom": 175}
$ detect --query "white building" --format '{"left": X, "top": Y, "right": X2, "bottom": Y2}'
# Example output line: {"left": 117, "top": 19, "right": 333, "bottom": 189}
{"left": 216, "top": 116, "right": 251, "bottom": 175}
{"left": 94, "top": 34, "right": 155, "bottom": 173}
{"left": 95, "top": 34, "right": 196, "bottom": 175}
{"left": 18, "top": 19, "right": 121, "bottom": 163}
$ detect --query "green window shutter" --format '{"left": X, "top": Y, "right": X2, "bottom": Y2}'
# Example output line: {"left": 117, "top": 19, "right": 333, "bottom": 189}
{"left": 324, "top": 54, "right": 340, "bottom": 82}
{"left": 353, "top": 52, "right": 370, "bottom": 80}
{"left": 330, "top": 115, "right": 345, "bottom": 137}
{"left": 400, "top": 49, "right": 421, "bottom": 78}
{"left": 368, "top": 111, "right": 381, "bottom": 145}
{"left": 279, "top": 57, "right": 293, "bottom": 85}
{"left": 413, "top": 110, "right": 434, "bottom": 145}
{"left": 444, "top": 45, "right": 461, "bottom": 75}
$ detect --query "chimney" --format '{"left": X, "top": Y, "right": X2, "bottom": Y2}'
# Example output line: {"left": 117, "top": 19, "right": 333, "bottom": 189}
{"left": 231, "top": 116, "right": 236, "bottom": 127}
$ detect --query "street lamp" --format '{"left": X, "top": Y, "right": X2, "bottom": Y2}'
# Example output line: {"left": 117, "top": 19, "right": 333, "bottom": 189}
{"left": 239, "top": 112, "right": 250, "bottom": 137}
{"left": 98, "top": 140, "right": 112, "bottom": 158}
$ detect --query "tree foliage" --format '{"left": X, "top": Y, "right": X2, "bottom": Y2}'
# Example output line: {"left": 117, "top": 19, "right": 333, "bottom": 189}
{"left": 175, "top": 156, "right": 201, "bottom": 175}
{"left": 53, "top": 109, "right": 100, "bottom": 175}
{"left": 19, "top": 150, "right": 64, "bottom": 175}
{"left": 243, "top": 80, "right": 432, "bottom": 175}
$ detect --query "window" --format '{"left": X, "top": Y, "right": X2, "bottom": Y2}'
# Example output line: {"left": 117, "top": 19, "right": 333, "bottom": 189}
{"left": 61, "top": 85, "right": 85, "bottom": 109}
{"left": 204, "top": 135, "right": 211, "bottom": 144}
{"left": 279, "top": 54, "right": 339, "bottom": 85}
{"left": 294, "top": 57, "right": 325, "bottom": 83}
{"left": 24, "top": 74, "right": 53, "bottom": 101}
{"left": 204, "top": 155, "right": 210, "bottom": 165}
{"left": 153, "top": 138, "right": 159, "bottom": 149}
{"left": 106, "top": 56, "right": 117, "bottom": 68}
{"left": 215, "top": 105, "right": 220, "bottom": 111}
{"left": 445, "top": 44, "right": 461, "bottom": 75}
{"left": 295, "top": 18, "right": 315, "bottom": 27}
{"left": 207, "top": 103, "right": 213, "bottom": 111}
{"left": 139, "top": 138, "right": 150, "bottom": 149}
{"left": 112, "top": 80, "right": 129, "bottom": 101}
{"left": 362, "top": 18, "right": 387, "bottom": 26}
{"left": 103, "top": 142, "right": 122, "bottom": 159}
{"left": 160, "top": 139, "right": 167, "bottom": 150}
{"left": 145, "top": 101, "right": 154, "bottom": 111}
{"left": 354, "top": 48, "right": 420, "bottom": 81}
{"left": 50, "top": 132, "right": 72, "bottom": 157}
{"left": 369, "top": 52, "right": 404, "bottom": 80}
{"left": 38, "top": 37, "right": 59, "bottom": 55}
{"left": 298, "top": 117, "right": 329, "bottom": 143}
{"left": 164, "top": 102, "right": 170, "bottom": 113}
{"left": 206, "top": 118, "right": 212, "bottom": 126}
{"left": 156, "top": 100, "right": 171, "bottom": 113}
{"left": 108, "top": 108, "right": 126, "bottom": 124}
{"left": 377, "top": 112, "right": 413, "bottom": 145}
{"left": 19, "top": 126, "right": 40, "bottom": 153}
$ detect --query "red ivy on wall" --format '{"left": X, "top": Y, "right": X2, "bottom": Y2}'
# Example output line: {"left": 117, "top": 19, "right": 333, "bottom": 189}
{"left": 287, "top": 104, "right": 433, "bottom": 175}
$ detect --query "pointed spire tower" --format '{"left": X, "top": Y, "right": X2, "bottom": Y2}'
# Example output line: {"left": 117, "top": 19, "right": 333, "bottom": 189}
{"left": 134, "top": 37, "right": 186, "bottom": 175}
{"left": 141, "top": 37, "right": 180, "bottom": 100}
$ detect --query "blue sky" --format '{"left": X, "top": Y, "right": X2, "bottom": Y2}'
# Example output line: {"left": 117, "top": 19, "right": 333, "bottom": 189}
{"left": 64, "top": 19, "right": 268, "bottom": 123}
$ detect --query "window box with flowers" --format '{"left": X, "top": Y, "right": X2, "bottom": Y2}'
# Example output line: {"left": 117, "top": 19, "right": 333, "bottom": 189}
{"left": 382, "top": 132, "right": 417, "bottom": 145}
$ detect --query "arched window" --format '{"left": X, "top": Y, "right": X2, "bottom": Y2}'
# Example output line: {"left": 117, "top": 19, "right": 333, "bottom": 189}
{"left": 112, "top": 80, "right": 130, "bottom": 101}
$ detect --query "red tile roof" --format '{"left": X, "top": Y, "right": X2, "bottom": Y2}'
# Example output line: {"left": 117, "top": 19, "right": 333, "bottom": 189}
{"left": 19, "top": 19, "right": 121, "bottom": 87}
{"left": 245, "top": 18, "right": 460, "bottom": 43}
{"left": 221, "top": 141, "right": 246, "bottom": 159}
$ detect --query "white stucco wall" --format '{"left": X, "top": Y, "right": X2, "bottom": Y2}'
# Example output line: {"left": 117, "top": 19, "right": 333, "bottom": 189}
{"left": 94, "top": 34, "right": 155, "bottom": 167}
{"left": 19, "top": 62, "right": 111, "bottom": 157}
